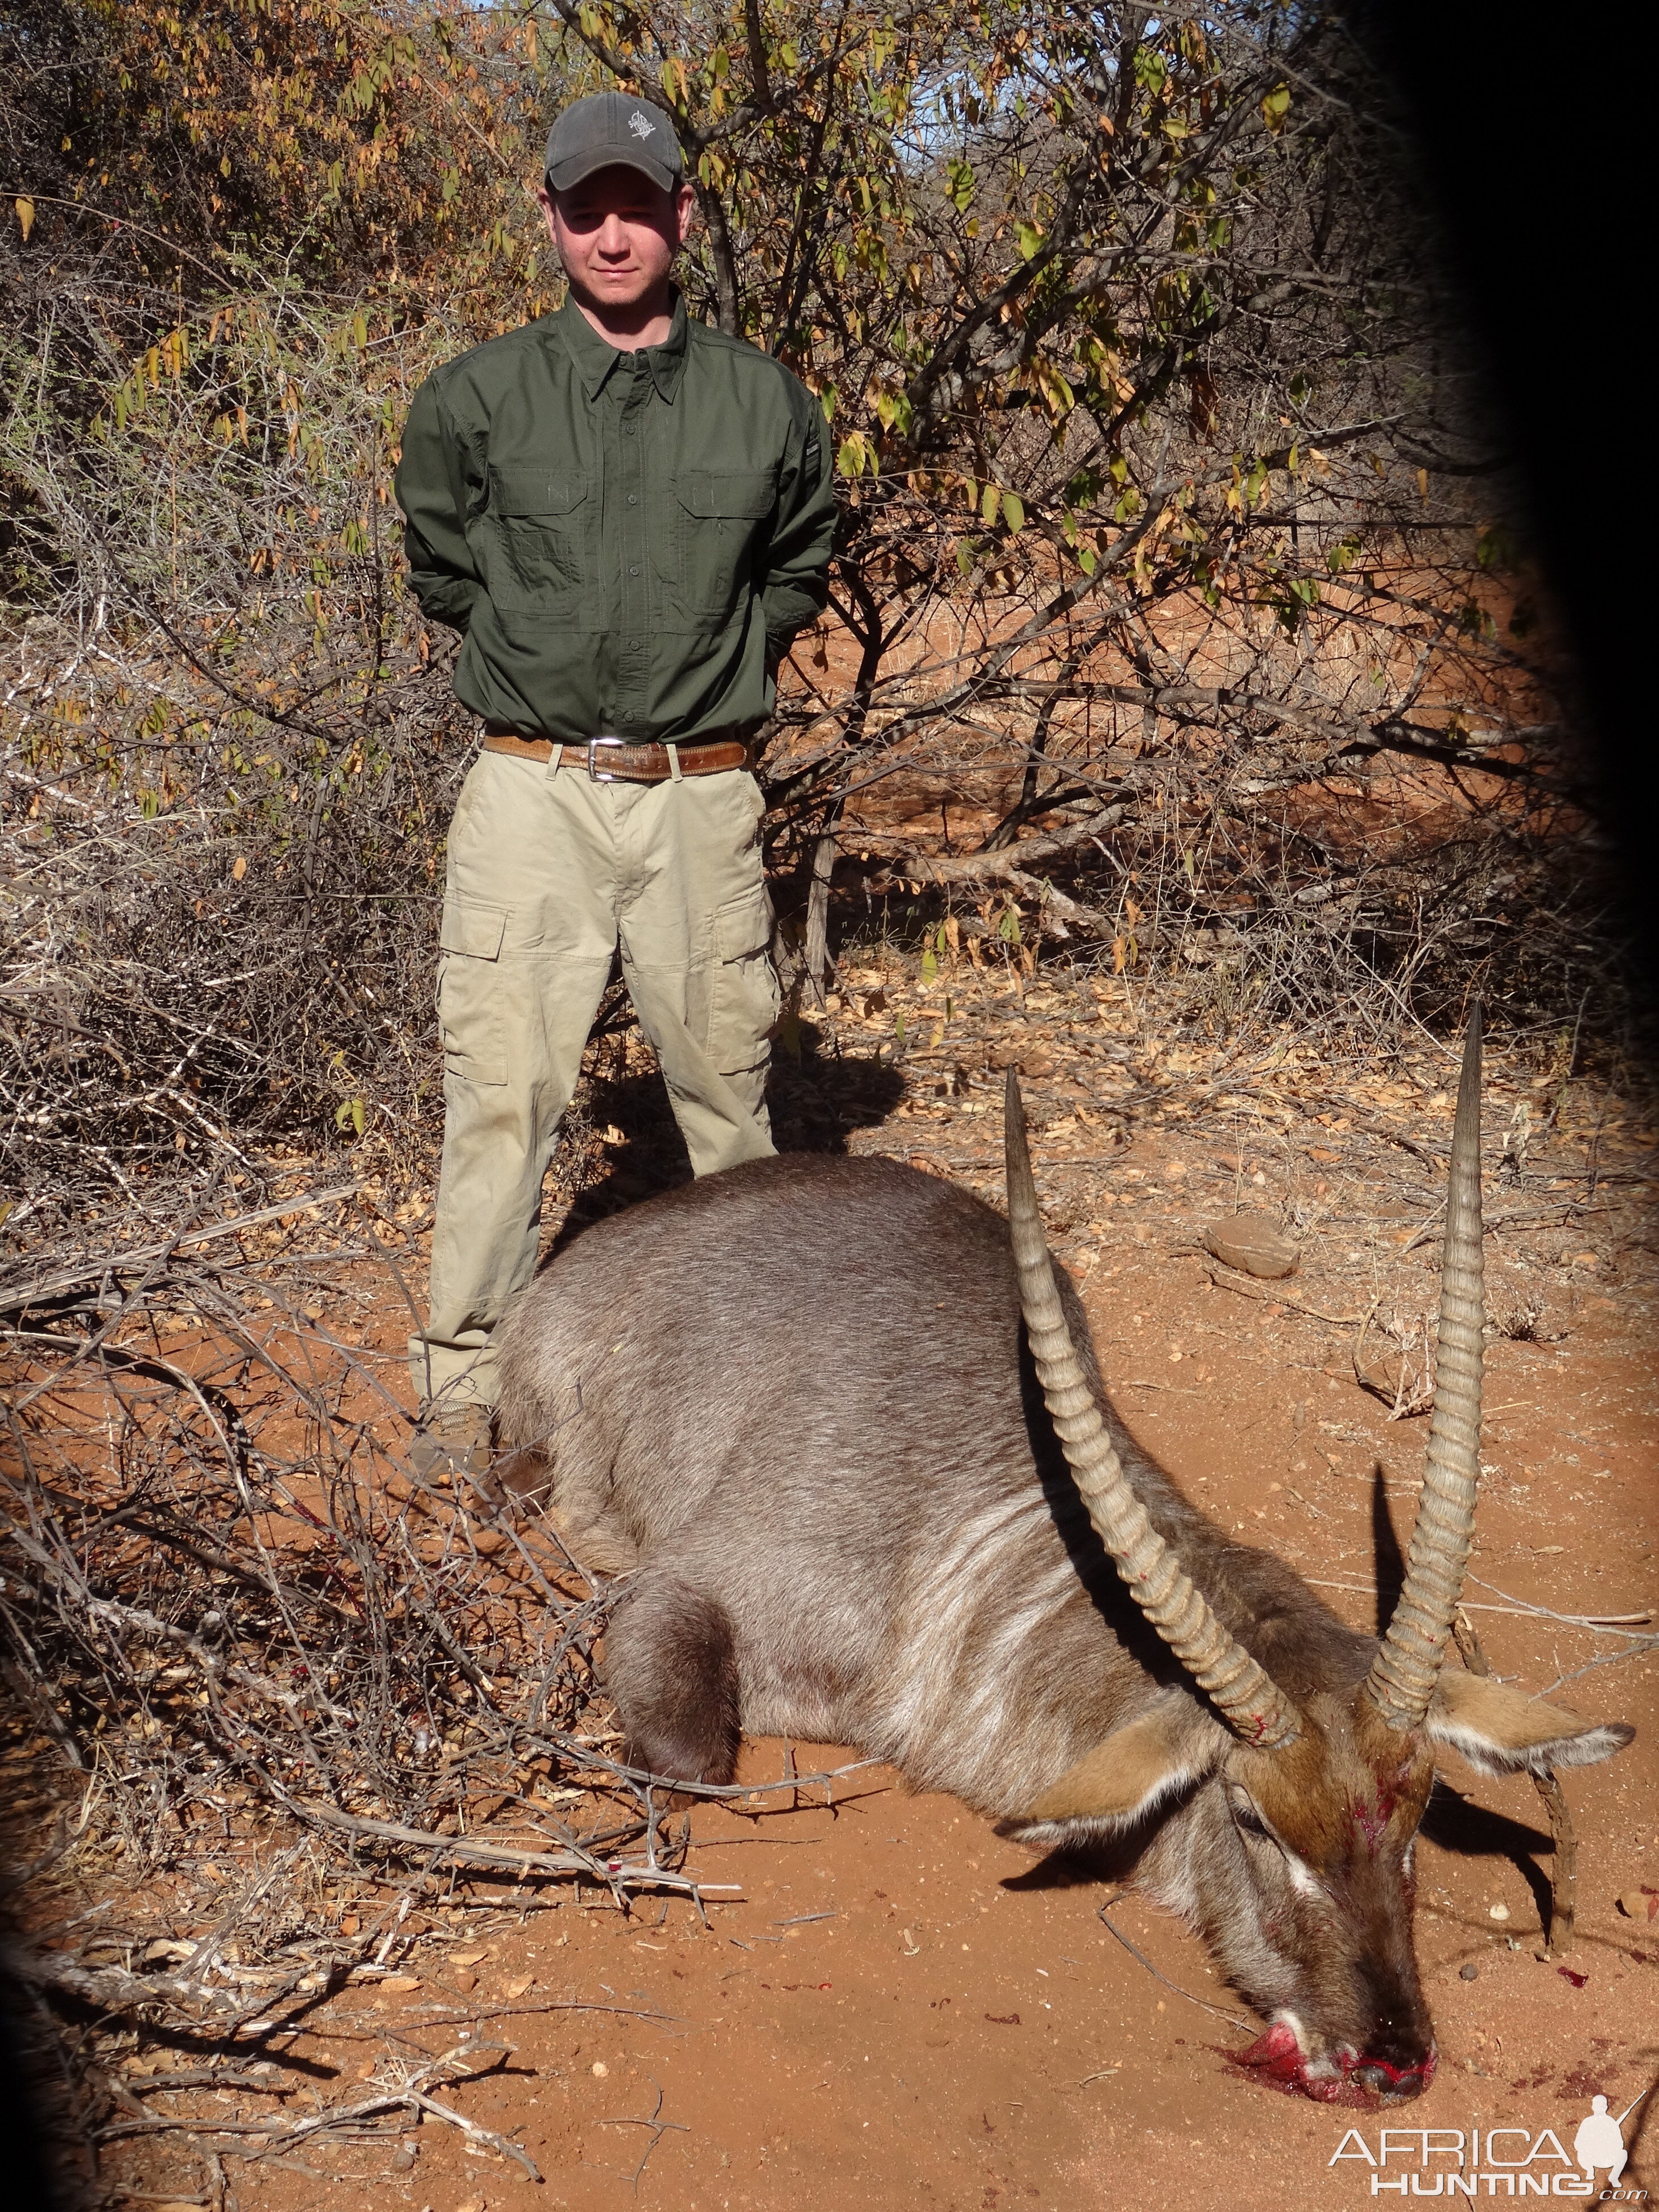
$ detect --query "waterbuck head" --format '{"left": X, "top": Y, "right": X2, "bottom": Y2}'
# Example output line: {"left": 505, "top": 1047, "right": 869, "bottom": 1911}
{"left": 996, "top": 1010, "right": 1633, "bottom": 2102}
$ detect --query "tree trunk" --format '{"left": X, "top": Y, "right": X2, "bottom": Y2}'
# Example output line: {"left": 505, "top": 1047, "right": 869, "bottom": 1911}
{"left": 802, "top": 826, "right": 839, "bottom": 1006}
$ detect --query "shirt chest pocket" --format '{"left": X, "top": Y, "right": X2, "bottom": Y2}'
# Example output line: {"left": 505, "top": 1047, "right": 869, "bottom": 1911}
{"left": 486, "top": 466, "right": 590, "bottom": 612}
{"left": 657, "top": 468, "right": 777, "bottom": 620}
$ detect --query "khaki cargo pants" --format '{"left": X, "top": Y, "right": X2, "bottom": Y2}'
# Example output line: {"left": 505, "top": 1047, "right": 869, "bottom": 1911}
{"left": 408, "top": 747, "right": 779, "bottom": 1407}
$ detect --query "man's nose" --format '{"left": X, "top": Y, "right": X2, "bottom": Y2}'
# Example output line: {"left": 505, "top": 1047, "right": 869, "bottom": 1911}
{"left": 596, "top": 214, "right": 632, "bottom": 255}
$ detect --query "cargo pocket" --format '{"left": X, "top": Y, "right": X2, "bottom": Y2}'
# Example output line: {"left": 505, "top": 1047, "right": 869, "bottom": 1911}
{"left": 486, "top": 466, "right": 589, "bottom": 612}
{"left": 708, "top": 885, "right": 780, "bottom": 1075}
{"left": 671, "top": 468, "right": 777, "bottom": 618}
{"left": 437, "top": 896, "right": 509, "bottom": 1086}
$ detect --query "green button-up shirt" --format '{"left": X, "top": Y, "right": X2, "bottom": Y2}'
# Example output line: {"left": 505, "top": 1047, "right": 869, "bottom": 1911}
{"left": 395, "top": 294, "right": 836, "bottom": 741}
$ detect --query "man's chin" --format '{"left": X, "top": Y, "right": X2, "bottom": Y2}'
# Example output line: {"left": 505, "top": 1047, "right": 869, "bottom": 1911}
{"left": 571, "top": 276, "right": 658, "bottom": 316}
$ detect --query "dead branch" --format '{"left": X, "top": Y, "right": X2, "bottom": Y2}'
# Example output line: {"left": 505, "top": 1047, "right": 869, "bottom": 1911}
{"left": 282, "top": 1798, "right": 741, "bottom": 1899}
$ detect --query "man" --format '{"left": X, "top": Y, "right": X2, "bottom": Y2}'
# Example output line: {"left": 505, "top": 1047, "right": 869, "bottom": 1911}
{"left": 395, "top": 90, "right": 837, "bottom": 1475}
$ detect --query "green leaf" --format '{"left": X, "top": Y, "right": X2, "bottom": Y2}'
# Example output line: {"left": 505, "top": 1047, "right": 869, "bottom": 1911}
{"left": 874, "top": 387, "right": 913, "bottom": 435}
{"left": 921, "top": 946, "right": 938, "bottom": 981}
{"left": 1000, "top": 491, "right": 1025, "bottom": 534}
{"left": 981, "top": 482, "right": 1001, "bottom": 525}
{"left": 1260, "top": 84, "right": 1291, "bottom": 132}
{"left": 1476, "top": 524, "right": 1519, "bottom": 572}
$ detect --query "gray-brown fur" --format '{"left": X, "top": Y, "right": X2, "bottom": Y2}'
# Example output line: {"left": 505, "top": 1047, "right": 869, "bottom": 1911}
{"left": 494, "top": 1152, "right": 1631, "bottom": 2099}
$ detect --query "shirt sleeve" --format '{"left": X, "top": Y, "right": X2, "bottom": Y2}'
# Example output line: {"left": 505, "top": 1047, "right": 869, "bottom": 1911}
{"left": 394, "top": 374, "right": 482, "bottom": 633}
{"left": 760, "top": 375, "right": 837, "bottom": 655}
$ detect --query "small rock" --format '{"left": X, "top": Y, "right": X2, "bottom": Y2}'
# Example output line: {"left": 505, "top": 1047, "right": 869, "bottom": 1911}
{"left": 1459, "top": 1963, "right": 1479, "bottom": 1981}
{"left": 591, "top": 2060, "right": 609, "bottom": 2078}
{"left": 1487, "top": 1904, "right": 1510, "bottom": 1922}
{"left": 1617, "top": 1889, "right": 1659, "bottom": 1922}
{"left": 1202, "top": 1212, "right": 1299, "bottom": 1280}
{"left": 450, "top": 1970, "right": 477, "bottom": 1994}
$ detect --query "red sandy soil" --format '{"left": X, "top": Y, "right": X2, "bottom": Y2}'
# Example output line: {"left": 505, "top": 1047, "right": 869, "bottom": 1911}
{"left": 27, "top": 964, "right": 1658, "bottom": 2212}
{"left": 135, "top": 1057, "right": 1657, "bottom": 2212}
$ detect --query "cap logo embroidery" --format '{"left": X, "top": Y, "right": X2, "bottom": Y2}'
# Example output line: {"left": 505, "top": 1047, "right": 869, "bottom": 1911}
{"left": 628, "top": 109, "right": 655, "bottom": 139}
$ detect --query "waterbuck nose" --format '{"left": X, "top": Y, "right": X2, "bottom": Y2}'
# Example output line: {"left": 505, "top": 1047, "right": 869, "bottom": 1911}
{"left": 1353, "top": 2058, "right": 1431, "bottom": 2101}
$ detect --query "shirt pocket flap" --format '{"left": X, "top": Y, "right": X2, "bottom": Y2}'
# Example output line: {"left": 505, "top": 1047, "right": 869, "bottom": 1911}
{"left": 676, "top": 468, "right": 778, "bottom": 521}
{"left": 714, "top": 886, "right": 773, "bottom": 961}
{"left": 490, "top": 467, "right": 588, "bottom": 517}
{"left": 439, "top": 896, "right": 508, "bottom": 960}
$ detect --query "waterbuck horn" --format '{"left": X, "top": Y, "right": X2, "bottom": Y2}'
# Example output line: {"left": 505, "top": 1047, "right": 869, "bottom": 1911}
{"left": 1364, "top": 1006, "right": 1485, "bottom": 1732}
{"left": 1004, "top": 1072, "right": 1302, "bottom": 1750}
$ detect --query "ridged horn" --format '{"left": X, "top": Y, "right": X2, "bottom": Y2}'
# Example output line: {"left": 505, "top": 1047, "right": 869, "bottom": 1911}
{"left": 1004, "top": 1071, "right": 1302, "bottom": 1751}
{"left": 1364, "top": 1006, "right": 1485, "bottom": 1732}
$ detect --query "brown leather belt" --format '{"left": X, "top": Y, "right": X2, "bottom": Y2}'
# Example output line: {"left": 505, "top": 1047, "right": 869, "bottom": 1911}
{"left": 481, "top": 725, "right": 751, "bottom": 781}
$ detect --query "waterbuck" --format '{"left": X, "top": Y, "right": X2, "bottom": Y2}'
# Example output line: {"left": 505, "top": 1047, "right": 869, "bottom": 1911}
{"left": 494, "top": 1015, "right": 1632, "bottom": 2101}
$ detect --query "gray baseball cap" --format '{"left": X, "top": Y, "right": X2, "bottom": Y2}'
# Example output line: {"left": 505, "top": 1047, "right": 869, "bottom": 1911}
{"left": 543, "top": 92, "right": 684, "bottom": 195}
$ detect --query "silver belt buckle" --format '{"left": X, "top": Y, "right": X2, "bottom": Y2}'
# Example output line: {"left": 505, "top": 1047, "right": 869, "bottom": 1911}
{"left": 587, "top": 735, "right": 629, "bottom": 782}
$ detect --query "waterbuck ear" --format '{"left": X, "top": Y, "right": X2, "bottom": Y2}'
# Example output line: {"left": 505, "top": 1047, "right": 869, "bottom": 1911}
{"left": 995, "top": 1707, "right": 1219, "bottom": 1850}
{"left": 1427, "top": 1670, "right": 1635, "bottom": 1776}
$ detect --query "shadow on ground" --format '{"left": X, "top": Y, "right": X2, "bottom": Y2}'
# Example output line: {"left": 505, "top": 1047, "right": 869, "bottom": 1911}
{"left": 548, "top": 1012, "right": 906, "bottom": 1252}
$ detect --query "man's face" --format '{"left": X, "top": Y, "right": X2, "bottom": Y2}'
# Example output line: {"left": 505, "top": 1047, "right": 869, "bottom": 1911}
{"left": 539, "top": 166, "right": 695, "bottom": 315}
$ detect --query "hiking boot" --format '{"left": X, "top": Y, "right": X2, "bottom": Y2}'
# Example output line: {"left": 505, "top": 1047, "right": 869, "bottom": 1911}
{"left": 409, "top": 1400, "right": 493, "bottom": 1483}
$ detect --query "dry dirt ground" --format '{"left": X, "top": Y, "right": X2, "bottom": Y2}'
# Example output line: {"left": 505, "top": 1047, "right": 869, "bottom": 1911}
{"left": 18, "top": 952, "right": 1659, "bottom": 2212}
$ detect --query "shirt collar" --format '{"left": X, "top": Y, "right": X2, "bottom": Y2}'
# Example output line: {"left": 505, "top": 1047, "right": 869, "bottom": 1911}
{"left": 555, "top": 290, "right": 689, "bottom": 405}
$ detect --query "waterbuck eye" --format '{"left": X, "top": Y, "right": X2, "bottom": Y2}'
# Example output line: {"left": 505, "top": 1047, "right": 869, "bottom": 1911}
{"left": 1232, "top": 1803, "right": 1272, "bottom": 1840}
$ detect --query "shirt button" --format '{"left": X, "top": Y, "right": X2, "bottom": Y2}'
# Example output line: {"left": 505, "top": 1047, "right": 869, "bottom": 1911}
{"left": 628, "top": 493, "right": 638, "bottom": 505}
{"left": 622, "top": 711, "right": 636, "bottom": 724}
{"left": 629, "top": 639, "right": 641, "bottom": 651}
{"left": 629, "top": 564, "right": 641, "bottom": 577}
{"left": 624, "top": 423, "right": 636, "bottom": 437}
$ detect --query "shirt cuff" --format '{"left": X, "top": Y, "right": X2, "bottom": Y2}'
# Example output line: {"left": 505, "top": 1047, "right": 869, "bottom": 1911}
{"left": 762, "top": 584, "right": 824, "bottom": 654}
{"left": 410, "top": 575, "right": 480, "bottom": 632}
